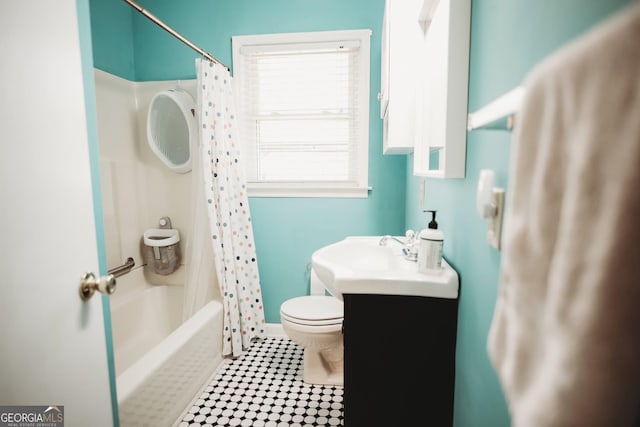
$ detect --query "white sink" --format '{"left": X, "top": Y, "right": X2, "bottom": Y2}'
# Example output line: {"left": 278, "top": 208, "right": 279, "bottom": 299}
{"left": 311, "top": 236, "right": 459, "bottom": 300}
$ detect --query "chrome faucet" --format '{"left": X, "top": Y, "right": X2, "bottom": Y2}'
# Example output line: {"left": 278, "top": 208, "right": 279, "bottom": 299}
{"left": 379, "top": 230, "right": 418, "bottom": 262}
{"left": 379, "top": 235, "right": 405, "bottom": 246}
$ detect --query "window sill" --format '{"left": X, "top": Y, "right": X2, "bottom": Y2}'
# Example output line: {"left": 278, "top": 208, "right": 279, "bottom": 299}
{"left": 247, "top": 183, "right": 371, "bottom": 198}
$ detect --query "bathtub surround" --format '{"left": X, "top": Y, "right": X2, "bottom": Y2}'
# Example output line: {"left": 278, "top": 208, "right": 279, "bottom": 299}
{"left": 196, "top": 59, "right": 266, "bottom": 357}
{"left": 95, "top": 69, "right": 196, "bottom": 281}
{"left": 111, "top": 270, "right": 183, "bottom": 376}
{"left": 95, "top": 69, "right": 227, "bottom": 425}
{"left": 114, "top": 270, "right": 223, "bottom": 426}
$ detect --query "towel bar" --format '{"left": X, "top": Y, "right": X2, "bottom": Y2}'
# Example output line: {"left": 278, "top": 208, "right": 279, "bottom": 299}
{"left": 467, "top": 86, "right": 525, "bottom": 131}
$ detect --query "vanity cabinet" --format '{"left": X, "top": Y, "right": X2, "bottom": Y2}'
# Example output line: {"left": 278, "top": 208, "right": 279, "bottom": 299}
{"left": 380, "top": 0, "right": 424, "bottom": 154}
{"left": 413, "top": 0, "right": 471, "bottom": 178}
{"left": 342, "top": 293, "right": 459, "bottom": 426}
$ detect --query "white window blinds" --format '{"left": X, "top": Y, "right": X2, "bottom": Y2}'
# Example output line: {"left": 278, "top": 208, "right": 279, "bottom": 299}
{"left": 232, "top": 30, "right": 371, "bottom": 198}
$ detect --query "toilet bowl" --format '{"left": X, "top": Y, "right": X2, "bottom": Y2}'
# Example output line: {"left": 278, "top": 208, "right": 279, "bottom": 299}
{"left": 280, "top": 271, "right": 344, "bottom": 386}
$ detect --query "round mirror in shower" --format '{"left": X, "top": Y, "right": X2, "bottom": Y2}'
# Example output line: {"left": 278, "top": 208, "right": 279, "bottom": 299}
{"left": 147, "top": 88, "right": 197, "bottom": 173}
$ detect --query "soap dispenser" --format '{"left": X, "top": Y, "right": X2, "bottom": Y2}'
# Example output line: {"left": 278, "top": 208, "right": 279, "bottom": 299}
{"left": 418, "top": 210, "right": 444, "bottom": 274}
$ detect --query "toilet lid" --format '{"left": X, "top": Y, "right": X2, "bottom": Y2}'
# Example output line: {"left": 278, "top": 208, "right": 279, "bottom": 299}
{"left": 280, "top": 296, "right": 343, "bottom": 324}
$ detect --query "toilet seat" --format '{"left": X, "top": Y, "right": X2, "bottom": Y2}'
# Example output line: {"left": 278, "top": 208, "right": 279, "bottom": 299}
{"left": 280, "top": 296, "right": 343, "bottom": 326}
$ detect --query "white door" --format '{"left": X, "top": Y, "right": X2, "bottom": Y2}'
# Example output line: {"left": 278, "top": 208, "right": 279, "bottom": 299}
{"left": 0, "top": 1, "right": 114, "bottom": 426}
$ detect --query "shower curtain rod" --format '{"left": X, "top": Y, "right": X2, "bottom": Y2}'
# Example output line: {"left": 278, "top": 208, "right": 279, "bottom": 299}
{"left": 123, "top": 0, "right": 229, "bottom": 71}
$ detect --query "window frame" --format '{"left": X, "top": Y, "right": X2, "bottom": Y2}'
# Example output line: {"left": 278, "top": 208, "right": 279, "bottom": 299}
{"left": 232, "top": 29, "right": 372, "bottom": 198}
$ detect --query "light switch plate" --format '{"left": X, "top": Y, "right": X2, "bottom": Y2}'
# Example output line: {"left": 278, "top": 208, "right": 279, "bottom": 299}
{"left": 487, "top": 189, "right": 505, "bottom": 250}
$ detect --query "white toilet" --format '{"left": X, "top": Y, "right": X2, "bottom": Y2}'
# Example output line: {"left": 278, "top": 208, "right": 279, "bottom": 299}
{"left": 280, "top": 269, "right": 344, "bottom": 386}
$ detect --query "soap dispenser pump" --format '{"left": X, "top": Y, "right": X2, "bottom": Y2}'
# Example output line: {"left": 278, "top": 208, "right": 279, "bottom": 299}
{"left": 418, "top": 210, "right": 444, "bottom": 274}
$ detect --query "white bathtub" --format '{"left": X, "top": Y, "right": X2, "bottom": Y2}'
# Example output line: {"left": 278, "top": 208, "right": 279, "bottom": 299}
{"left": 110, "top": 268, "right": 223, "bottom": 426}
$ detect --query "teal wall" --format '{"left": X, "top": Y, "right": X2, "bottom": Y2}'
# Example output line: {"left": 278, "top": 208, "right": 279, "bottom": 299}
{"left": 89, "top": 0, "right": 135, "bottom": 80}
{"left": 88, "top": 0, "right": 634, "bottom": 425}
{"left": 405, "top": 1, "right": 634, "bottom": 426}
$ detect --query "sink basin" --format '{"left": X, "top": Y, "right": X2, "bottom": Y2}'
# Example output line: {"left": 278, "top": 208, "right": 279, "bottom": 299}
{"left": 311, "top": 236, "right": 459, "bottom": 300}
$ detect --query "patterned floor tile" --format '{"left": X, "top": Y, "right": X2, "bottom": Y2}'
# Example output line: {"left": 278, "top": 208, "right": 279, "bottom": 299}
{"left": 178, "top": 337, "right": 344, "bottom": 427}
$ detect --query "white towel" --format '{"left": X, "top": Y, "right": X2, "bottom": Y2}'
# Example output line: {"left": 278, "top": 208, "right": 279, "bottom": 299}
{"left": 488, "top": 3, "right": 640, "bottom": 427}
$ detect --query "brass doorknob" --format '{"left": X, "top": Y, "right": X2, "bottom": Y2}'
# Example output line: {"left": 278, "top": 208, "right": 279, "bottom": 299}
{"left": 79, "top": 272, "right": 116, "bottom": 301}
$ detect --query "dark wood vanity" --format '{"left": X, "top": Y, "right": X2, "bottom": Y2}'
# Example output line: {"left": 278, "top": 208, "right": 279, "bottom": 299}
{"left": 342, "top": 293, "right": 459, "bottom": 427}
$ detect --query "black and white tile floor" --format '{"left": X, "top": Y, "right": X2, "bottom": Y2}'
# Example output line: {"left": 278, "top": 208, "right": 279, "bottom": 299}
{"left": 178, "top": 337, "right": 344, "bottom": 427}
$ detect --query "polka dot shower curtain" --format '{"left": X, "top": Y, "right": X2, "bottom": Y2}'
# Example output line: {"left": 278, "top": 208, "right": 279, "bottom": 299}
{"left": 195, "top": 58, "right": 266, "bottom": 357}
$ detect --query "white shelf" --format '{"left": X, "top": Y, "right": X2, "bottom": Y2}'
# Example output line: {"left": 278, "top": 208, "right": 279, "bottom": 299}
{"left": 467, "top": 86, "right": 525, "bottom": 131}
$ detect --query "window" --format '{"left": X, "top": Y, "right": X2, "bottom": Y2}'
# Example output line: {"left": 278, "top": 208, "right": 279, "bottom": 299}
{"left": 232, "top": 30, "right": 371, "bottom": 198}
